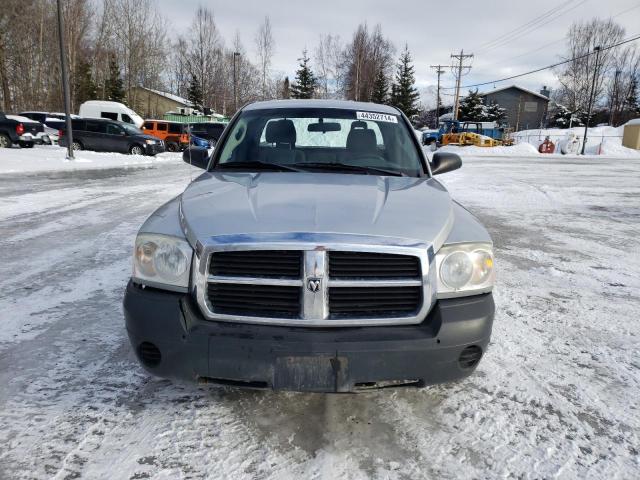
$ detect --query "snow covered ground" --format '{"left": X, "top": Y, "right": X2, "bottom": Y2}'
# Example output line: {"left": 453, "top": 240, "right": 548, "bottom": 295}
{"left": 0, "top": 148, "right": 639, "bottom": 479}
{"left": 512, "top": 124, "right": 640, "bottom": 158}
{"left": 0, "top": 144, "right": 182, "bottom": 175}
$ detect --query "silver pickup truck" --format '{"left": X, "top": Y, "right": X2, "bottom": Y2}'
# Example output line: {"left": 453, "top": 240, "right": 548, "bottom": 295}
{"left": 123, "top": 100, "right": 495, "bottom": 392}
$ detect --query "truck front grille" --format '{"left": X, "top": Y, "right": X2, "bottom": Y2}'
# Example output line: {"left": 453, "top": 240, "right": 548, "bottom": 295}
{"left": 328, "top": 251, "right": 420, "bottom": 279}
{"left": 207, "top": 283, "right": 301, "bottom": 318}
{"left": 202, "top": 248, "right": 426, "bottom": 326}
{"left": 210, "top": 250, "right": 302, "bottom": 278}
{"left": 328, "top": 286, "right": 421, "bottom": 317}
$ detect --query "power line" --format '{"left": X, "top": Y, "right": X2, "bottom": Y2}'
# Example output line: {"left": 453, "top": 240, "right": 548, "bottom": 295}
{"left": 478, "top": 0, "right": 586, "bottom": 54}
{"left": 441, "top": 33, "right": 640, "bottom": 90}
{"left": 613, "top": 2, "right": 640, "bottom": 18}
{"left": 479, "top": 2, "right": 638, "bottom": 69}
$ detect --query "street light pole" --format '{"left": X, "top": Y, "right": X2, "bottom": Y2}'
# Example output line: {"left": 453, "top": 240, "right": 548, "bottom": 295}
{"left": 233, "top": 52, "right": 240, "bottom": 112}
{"left": 581, "top": 46, "right": 601, "bottom": 155}
{"left": 56, "top": 0, "right": 74, "bottom": 159}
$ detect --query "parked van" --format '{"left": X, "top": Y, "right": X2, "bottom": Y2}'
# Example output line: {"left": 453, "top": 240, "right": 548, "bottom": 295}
{"left": 78, "top": 101, "right": 144, "bottom": 128}
{"left": 142, "top": 120, "right": 191, "bottom": 152}
{"left": 59, "top": 118, "right": 164, "bottom": 155}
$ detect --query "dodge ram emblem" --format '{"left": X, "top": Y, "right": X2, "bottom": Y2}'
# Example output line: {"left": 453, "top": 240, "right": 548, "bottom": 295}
{"left": 307, "top": 278, "right": 321, "bottom": 292}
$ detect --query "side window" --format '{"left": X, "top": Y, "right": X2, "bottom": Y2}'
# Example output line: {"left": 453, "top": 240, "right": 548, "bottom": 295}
{"left": 101, "top": 112, "right": 118, "bottom": 121}
{"left": 85, "top": 120, "right": 106, "bottom": 133}
{"left": 157, "top": 123, "right": 168, "bottom": 131}
{"left": 168, "top": 123, "right": 182, "bottom": 134}
{"left": 122, "top": 113, "right": 133, "bottom": 124}
{"left": 212, "top": 125, "right": 224, "bottom": 138}
{"left": 143, "top": 122, "right": 154, "bottom": 130}
{"left": 106, "top": 124, "right": 123, "bottom": 135}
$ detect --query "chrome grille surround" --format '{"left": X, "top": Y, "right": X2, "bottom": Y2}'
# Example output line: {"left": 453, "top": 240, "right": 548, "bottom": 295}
{"left": 194, "top": 232, "right": 436, "bottom": 327}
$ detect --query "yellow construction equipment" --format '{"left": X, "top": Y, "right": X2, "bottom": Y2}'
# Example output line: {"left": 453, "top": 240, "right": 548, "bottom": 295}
{"left": 442, "top": 131, "right": 501, "bottom": 147}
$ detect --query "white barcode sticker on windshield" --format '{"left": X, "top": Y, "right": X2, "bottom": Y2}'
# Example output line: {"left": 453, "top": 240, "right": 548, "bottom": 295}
{"left": 356, "top": 111, "right": 398, "bottom": 123}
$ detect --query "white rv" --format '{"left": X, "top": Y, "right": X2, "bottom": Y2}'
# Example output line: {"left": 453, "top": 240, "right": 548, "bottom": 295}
{"left": 78, "top": 101, "right": 144, "bottom": 128}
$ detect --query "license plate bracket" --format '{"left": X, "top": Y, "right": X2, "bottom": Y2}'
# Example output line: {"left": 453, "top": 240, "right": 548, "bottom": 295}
{"left": 274, "top": 355, "right": 345, "bottom": 392}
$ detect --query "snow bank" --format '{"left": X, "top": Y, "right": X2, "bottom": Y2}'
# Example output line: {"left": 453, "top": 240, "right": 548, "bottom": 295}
{"left": 512, "top": 126, "right": 640, "bottom": 158}
{"left": 436, "top": 142, "right": 540, "bottom": 157}
{"left": 0, "top": 145, "right": 182, "bottom": 174}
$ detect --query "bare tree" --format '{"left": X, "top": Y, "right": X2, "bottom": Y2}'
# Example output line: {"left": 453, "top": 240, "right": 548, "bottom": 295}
{"left": 186, "top": 6, "right": 222, "bottom": 111}
{"left": 555, "top": 18, "right": 625, "bottom": 116}
{"left": 341, "top": 24, "right": 394, "bottom": 102}
{"left": 169, "top": 36, "right": 190, "bottom": 100}
{"left": 607, "top": 44, "right": 640, "bottom": 125}
{"left": 255, "top": 16, "right": 275, "bottom": 100}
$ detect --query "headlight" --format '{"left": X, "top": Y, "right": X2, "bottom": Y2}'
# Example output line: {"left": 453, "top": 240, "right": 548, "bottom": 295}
{"left": 436, "top": 243, "right": 494, "bottom": 298}
{"left": 145, "top": 139, "right": 156, "bottom": 145}
{"left": 132, "top": 233, "right": 193, "bottom": 291}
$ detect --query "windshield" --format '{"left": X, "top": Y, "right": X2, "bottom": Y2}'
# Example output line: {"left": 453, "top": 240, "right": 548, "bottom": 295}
{"left": 215, "top": 108, "right": 424, "bottom": 176}
{"left": 122, "top": 123, "right": 142, "bottom": 135}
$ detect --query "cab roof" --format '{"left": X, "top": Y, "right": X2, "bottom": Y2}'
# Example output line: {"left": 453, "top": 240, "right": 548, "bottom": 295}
{"left": 242, "top": 99, "right": 401, "bottom": 115}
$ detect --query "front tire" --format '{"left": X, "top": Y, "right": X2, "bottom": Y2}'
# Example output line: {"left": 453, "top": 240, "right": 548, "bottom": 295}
{"left": 129, "top": 144, "right": 144, "bottom": 155}
{"left": 165, "top": 141, "right": 178, "bottom": 152}
{"left": 0, "top": 134, "right": 12, "bottom": 148}
{"left": 71, "top": 141, "right": 83, "bottom": 151}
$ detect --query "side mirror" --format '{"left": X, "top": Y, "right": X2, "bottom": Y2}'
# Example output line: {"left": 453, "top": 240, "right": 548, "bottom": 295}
{"left": 183, "top": 147, "right": 210, "bottom": 169}
{"left": 430, "top": 152, "right": 462, "bottom": 175}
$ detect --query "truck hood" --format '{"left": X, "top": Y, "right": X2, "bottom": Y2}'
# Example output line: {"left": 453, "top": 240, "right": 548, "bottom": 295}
{"left": 179, "top": 172, "right": 454, "bottom": 249}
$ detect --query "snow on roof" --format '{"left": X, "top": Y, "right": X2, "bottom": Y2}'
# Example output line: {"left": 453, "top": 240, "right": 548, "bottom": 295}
{"left": 137, "top": 86, "right": 192, "bottom": 107}
{"left": 479, "top": 84, "right": 549, "bottom": 100}
{"left": 625, "top": 118, "right": 640, "bottom": 126}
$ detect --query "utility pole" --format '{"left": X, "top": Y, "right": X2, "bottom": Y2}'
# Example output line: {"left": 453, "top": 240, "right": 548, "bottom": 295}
{"left": 450, "top": 50, "right": 473, "bottom": 120}
{"left": 56, "top": 0, "right": 74, "bottom": 159}
{"left": 609, "top": 69, "right": 621, "bottom": 126}
{"left": 233, "top": 51, "right": 240, "bottom": 112}
{"left": 430, "top": 64, "right": 446, "bottom": 128}
{"left": 581, "top": 46, "right": 601, "bottom": 155}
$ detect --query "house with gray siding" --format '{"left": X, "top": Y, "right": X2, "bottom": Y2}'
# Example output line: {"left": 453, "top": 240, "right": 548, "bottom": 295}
{"left": 479, "top": 85, "right": 550, "bottom": 131}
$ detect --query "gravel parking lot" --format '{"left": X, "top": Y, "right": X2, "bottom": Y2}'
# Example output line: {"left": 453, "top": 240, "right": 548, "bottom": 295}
{"left": 1, "top": 155, "right": 638, "bottom": 479}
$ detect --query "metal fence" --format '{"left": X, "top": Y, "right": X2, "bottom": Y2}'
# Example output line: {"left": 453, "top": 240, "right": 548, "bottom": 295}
{"left": 514, "top": 133, "right": 623, "bottom": 145}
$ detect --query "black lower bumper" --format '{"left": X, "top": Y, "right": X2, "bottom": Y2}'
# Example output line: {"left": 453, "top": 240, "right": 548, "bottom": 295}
{"left": 123, "top": 281, "right": 495, "bottom": 392}
{"left": 144, "top": 143, "right": 166, "bottom": 155}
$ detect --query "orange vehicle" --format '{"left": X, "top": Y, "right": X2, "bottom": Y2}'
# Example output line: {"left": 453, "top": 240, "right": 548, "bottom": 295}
{"left": 142, "top": 120, "right": 189, "bottom": 152}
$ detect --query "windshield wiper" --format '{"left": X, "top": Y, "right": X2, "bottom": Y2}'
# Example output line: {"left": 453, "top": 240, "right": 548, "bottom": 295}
{"left": 214, "top": 160, "right": 302, "bottom": 173}
{"left": 297, "top": 162, "right": 407, "bottom": 177}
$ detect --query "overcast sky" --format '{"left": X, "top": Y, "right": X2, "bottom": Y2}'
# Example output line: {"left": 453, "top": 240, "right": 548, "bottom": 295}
{"left": 161, "top": 0, "right": 640, "bottom": 103}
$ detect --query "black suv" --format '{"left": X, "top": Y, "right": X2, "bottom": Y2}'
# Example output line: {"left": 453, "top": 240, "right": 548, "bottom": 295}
{"left": 187, "top": 122, "right": 225, "bottom": 145}
{"left": 59, "top": 118, "right": 165, "bottom": 155}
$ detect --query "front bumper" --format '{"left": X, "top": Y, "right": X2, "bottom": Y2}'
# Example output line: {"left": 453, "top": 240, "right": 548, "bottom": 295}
{"left": 123, "top": 281, "right": 495, "bottom": 392}
{"left": 144, "top": 142, "right": 165, "bottom": 155}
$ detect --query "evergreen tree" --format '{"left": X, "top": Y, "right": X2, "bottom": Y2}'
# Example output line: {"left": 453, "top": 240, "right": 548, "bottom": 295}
{"left": 187, "top": 74, "right": 204, "bottom": 110}
{"left": 104, "top": 55, "right": 125, "bottom": 103}
{"left": 290, "top": 50, "right": 317, "bottom": 99}
{"left": 389, "top": 45, "right": 420, "bottom": 118}
{"left": 74, "top": 59, "right": 97, "bottom": 106}
{"left": 281, "top": 76, "right": 290, "bottom": 99}
{"left": 625, "top": 78, "right": 640, "bottom": 115}
{"left": 458, "top": 89, "right": 487, "bottom": 121}
{"left": 485, "top": 100, "right": 506, "bottom": 124}
{"left": 549, "top": 104, "right": 584, "bottom": 128}
{"left": 371, "top": 65, "right": 389, "bottom": 104}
